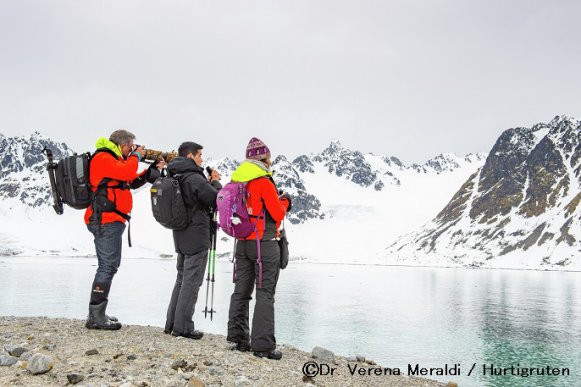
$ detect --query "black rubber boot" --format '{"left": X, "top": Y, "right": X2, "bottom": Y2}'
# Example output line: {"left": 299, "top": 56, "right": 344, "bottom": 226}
{"left": 87, "top": 281, "right": 121, "bottom": 330}
{"left": 85, "top": 300, "right": 122, "bottom": 330}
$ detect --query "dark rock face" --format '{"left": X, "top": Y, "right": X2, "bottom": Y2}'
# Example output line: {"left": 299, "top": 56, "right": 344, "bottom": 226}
{"left": 0, "top": 132, "right": 71, "bottom": 179}
{"left": 519, "top": 136, "right": 567, "bottom": 217}
{"left": 382, "top": 156, "right": 403, "bottom": 168}
{"left": 209, "top": 158, "right": 239, "bottom": 175}
{"left": 470, "top": 127, "right": 537, "bottom": 222}
{"left": 470, "top": 117, "right": 580, "bottom": 222}
{"left": 313, "top": 140, "right": 379, "bottom": 189}
{"left": 0, "top": 132, "right": 73, "bottom": 207}
{"left": 436, "top": 171, "right": 479, "bottom": 225}
{"left": 424, "top": 155, "right": 460, "bottom": 173}
{"left": 272, "top": 155, "right": 324, "bottom": 224}
{"left": 292, "top": 155, "right": 314, "bottom": 173}
{"left": 207, "top": 155, "right": 324, "bottom": 224}
{"left": 411, "top": 153, "right": 484, "bottom": 174}
{"left": 391, "top": 115, "right": 581, "bottom": 266}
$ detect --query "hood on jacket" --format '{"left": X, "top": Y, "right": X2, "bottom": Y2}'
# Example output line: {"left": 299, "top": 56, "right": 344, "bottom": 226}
{"left": 231, "top": 160, "right": 272, "bottom": 183}
{"left": 168, "top": 156, "right": 204, "bottom": 176}
{"left": 95, "top": 137, "right": 123, "bottom": 157}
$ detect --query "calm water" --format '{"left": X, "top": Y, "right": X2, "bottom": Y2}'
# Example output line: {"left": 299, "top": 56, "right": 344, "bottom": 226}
{"left": 1, "top": 256, "right": 580, "bottom": 386}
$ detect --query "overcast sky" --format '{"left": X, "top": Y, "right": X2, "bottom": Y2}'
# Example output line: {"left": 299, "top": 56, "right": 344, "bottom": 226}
{"left": 1, "top": 1, "right": 580, "bottom": 164}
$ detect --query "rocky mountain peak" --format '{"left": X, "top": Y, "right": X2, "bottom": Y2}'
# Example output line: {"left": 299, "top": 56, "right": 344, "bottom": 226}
{"left": 548, "top": 114, "right": 576, "bottom": 129}
{"left": 382, "top": 155, "right": 404, "bottom": 168}
{"left": 0, "top": 133, "right": 73, "bottom": 207}
{"left": 271, "top": 155, "right": 324, "bottom": 224}
{"left": 206, "top": 154, "right": 324, "bottom": 224}
{"left": 208, "top": 157, "right": 239, "bottom": 175}
{"left": 327, "top": 139, "right": 342, "bottom": 150}
{"left": 292, "top": 155, "right": 315, "bottom": 173}
{"left": 314, "top": 140, "right": 380, "bottom": 189}
{"left": 411, "top": 153, "right": 477, "bottom": 174}
{"left": 390, "top": 116, "right": 581, "bottom": 268}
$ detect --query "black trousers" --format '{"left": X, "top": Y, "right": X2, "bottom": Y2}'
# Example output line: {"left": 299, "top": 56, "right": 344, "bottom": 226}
{"left": 227, "top": 240, "right": 280, "bottom": 352}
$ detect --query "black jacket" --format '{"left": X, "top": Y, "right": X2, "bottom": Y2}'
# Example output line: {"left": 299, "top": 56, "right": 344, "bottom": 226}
{"left": 167, "top": 157, "right": 222, "bottom": 255}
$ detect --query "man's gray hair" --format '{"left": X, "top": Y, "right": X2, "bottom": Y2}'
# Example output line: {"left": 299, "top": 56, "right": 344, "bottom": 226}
{"left": 109, "top": 129, "right": 136, "bottom": 146}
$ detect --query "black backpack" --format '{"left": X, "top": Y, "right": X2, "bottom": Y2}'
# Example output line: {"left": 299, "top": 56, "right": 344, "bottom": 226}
{"left": 56, "top": 152, "right": 92, "bottom": 210}
{"left": 44, "top": 148, "right": 130, "bottom": 219}
{"left": 43, "top": 149, "right": 92, "bottom": 214}
{"left": 150, "top": 173, "right": 190, "bottom": 230}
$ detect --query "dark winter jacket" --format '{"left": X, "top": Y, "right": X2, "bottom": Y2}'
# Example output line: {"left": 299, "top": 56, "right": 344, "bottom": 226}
{"left": 167, "top": 157, "right": 222, "bottom": 255}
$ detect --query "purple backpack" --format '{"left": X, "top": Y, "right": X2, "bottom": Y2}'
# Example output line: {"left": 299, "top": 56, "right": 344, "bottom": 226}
{"left": 216, "top": 182, "right": 257, "bottom": 238}
{"left": 216, "top": 179, "right": 269, "bottom": 288}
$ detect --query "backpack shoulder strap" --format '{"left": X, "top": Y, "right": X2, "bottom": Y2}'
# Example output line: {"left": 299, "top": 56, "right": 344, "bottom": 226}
{"left": 90, "top": 149, "right": 129, "bottom": 190}
{"left": 172, "top": 171, "right": 199, "bottom": 210}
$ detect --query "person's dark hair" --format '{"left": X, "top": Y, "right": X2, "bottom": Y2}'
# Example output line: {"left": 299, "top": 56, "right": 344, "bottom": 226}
{"left": 178, "top": 141, "right": 203, "bottom": 157}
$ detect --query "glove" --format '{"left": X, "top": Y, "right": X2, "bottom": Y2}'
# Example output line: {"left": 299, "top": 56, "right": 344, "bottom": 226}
{"left": 209, "top": 218, "right": 218, "bottom": 236}
{"left": 145, "top": 161, "right": 162, "bottom": 183}
{"left": 130, "top": 151, "right": 142, "bottom": 162}
{"left": 280, "top": 192, "right": 292, "bottom": 212}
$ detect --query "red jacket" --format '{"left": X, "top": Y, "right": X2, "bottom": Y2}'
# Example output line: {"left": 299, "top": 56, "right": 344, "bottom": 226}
{"left": 243, "top": 177, "right": 290, "bottom": 240}
{"left": 84, "top": 151, "right": 144, "bottom": 225}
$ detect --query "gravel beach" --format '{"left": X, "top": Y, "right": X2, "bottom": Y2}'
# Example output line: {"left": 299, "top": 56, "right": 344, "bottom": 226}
{"left": 0, "top": 316, "right": 452, "bottom": 387}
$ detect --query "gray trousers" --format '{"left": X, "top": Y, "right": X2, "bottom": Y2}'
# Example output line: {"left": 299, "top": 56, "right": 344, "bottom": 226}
{"left": 165, "top": 250, "right": 208, "bottom": 335}
{"left": 227, "top": 240, "right": 280, "bottom": 352}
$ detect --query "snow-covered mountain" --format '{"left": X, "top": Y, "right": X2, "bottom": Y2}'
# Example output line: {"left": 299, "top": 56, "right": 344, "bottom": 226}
{"left": 205, "top": 156, "right": 324, "bottom": 225}
{"left": 0, "top": 131, "right": 73, "bottom": 208}
{"left": 205, "top": 141, "right": 483, "bottom": 225}
{"left": 387, "top": 115, "right": 581, "bottom": 270}
{"left": 313, "top": 140, "right": 383, "bottom": 190}
{"left": 7, "top": 127, "right": 559, "bottom": 269}
{"left": 411, "top": 153, "right": 486, "bottom": 174}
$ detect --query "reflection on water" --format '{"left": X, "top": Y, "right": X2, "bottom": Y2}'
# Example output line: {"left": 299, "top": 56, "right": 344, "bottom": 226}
{"left": 1, "top": 257, "right": 579, "bottom": 386}
{"left": 477, "top": 272, "right": 580, "bottom": 386}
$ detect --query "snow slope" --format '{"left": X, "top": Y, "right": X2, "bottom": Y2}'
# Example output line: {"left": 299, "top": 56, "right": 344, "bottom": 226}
{"left": 0, "top": 133, "right": 485, "bottom": 268}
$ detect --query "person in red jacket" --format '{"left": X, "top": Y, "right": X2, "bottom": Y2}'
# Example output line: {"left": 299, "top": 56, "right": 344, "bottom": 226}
{"left": 84, "top": 129, "right": 153, "bottom": 330}
{"left": 227, "top": 137, "right": 291, "bottom": 360}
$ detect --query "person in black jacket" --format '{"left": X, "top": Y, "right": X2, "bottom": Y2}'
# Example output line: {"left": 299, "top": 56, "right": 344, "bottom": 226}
{"left": 163, "top": 141, "right": 222, "bottom": 339}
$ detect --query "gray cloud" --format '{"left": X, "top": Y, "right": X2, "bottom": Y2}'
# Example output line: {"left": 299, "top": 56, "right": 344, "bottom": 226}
{"left": 1, "top": 0, "right": 580, "bottom": 164}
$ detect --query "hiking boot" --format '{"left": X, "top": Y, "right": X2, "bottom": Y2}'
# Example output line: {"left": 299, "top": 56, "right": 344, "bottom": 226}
{"left": 253, "top": 349, "right": 282, "bottom": 360}
{"left": 171, "top": 330, "right": 204, "bottom": 340}
{"left": 229, "top": 341, "right": 251, "bottom": 352}
{"left": 85, "top": 301, "right": 122, "bottom": 330}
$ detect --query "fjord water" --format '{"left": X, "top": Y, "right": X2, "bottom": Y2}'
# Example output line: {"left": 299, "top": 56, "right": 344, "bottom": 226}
{"left": 1, "top": 256, "right": 579, "bottom": 386}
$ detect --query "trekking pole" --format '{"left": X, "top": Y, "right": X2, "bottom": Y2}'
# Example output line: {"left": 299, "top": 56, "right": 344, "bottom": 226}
{"left": 209, "top": 212, "right": 218, "bottom": 320}
{"left": 203, "top": 226, "right": 212, "bottom": 319}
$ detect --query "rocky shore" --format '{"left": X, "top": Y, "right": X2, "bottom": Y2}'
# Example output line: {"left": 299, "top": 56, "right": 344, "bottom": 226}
{"left": 0, "top": 316, "right": 451, "bottom": 387}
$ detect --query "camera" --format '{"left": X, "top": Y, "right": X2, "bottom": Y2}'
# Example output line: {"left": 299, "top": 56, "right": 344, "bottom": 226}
{"left": 138, "top": 146, "right": 178, "bottom": 163}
